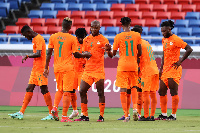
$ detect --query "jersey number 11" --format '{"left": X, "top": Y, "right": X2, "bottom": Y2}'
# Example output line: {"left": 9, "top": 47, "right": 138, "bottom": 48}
{"left": 125, "top": 40, "right": 134, "bottom": 56}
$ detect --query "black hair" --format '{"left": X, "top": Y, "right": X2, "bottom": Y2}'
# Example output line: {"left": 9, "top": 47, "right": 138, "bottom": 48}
{"left": 131, "top": 25, "right": 142, "bottom": 33}
{"left": 75, "top": 28, "right": 87, "bottom": 38}
{"left": 21, "top": 25, "right": 31, "bottom": 34}
{"left": 62, "top": 17, "right": 72, "bottom": 29}
{"left": 120, "top": 17, "right": 131, "bottom": 26}
{"left": 161, "top": 20, "right": 174, "bottom": 30}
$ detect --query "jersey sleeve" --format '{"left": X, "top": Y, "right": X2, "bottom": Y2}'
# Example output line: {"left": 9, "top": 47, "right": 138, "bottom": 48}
{"left": 35, "top": 36, "right": 43, "bottom": 50}
{"left": 48, "top": 35, "right": 54, "bottom": 49}
{"left": 136, "top": 32, "right": 142, "bottom": 45}
{"left": 113, "top": 35, "right": 119, "bottom": 50}
{"left": 174, "top": 36, "right": 187, "bottom": 49}
{"left": 72, "top": 36, "right": 78, "bottom": 53}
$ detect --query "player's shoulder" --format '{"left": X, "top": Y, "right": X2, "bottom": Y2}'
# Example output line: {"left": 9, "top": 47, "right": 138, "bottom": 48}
{"left": 131, "top": 31, "right": 141, "bottom": 37}
{"left": 172, "top": 34, "right": 182, "bottom": 41}
{"left": 35, "top": 34, "right": 45, "bottom": 42}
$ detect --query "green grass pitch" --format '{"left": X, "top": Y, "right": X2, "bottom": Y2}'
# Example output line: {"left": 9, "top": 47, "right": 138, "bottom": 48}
{"left": 0, "top": 106, "right": 200, "bottom": 133}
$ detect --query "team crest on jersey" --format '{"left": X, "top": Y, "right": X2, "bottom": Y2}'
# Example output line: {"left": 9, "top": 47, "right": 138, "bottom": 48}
{"left": 97, "top": 41, "right": 100, "bottom": 44}
{"left": 170, "top": 42, "right": 173, "bottom": 45}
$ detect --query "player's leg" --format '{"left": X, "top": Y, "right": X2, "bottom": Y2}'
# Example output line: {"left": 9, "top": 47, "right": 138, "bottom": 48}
{"left": 127, "top": 89, "right": 131, "bottom": 119}
{"left": 69, "top": 89, "right": 79, "bottom": 119}
{"left": 137, "top": 87, "right": 143, "bottom": 118}
{"left": 131, "top": 87, "right": 138, "bottom": 111}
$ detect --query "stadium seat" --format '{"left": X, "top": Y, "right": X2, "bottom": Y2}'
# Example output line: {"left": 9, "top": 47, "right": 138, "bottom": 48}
{"left": 148, "top": 27, "right": 161, "bottom": 36}
{"left": 68, "top": 26, "right": 76, "bottom": 34}
{"left": 18, "top": 26, "right": 33, "bottom": 34}
{"left": 16, "top": 18, "right": 31, "bottom": 26}
{"left": 128, "top": 11, "right": 142, "bottom": 19}
{"left": 189, "top": 20, "right": 200, "bottom": 28}
{"left": 9, "top": 34, "right": 22, "bottom": 43}
{"left": 196, "top": 5, "right": 200, "bottom": 12}
{"left": 4, "top": 26, "right": 19, "bottom": 34}
{"left": 102, "top": 19, "right": 117, "bottom": 27}
{"left": 142, "top": 27, "right": 148, "bottom": 35}
{"left": 142, "top": 12, "right": 157, "bottom": 19}
{"left": 96, "top": 4, "right": 111, "bottom": 11}
{"left": 177, "top": 28, "right": 192, "bottom": 36}
{"left": 145, "top": 19, "right": 160, "bottom": 27}
{"left": 21, "top": 38, "right": 32, "bottom": 44}
{"left": 31, "top": 18, "right": 45, "bottom": 26}
{"left": 0, "top": 3, "right": 10, "bottom": 17}
{"left": 40, "top": 3, "right": 55, "bottom": 11}
{"left": 56, "top": 11, "right": 71, "bottom": 19}
{"left": 82, "top": 4, "right": 97, "bottom": 11}
{"left": 182, "top": 4, "right": 196, "bottom": 12}
{"left": 108, "top": 38, "right": 114, "bottom": 45}
{"left": 113, "top": 11, "right": 128, "bottom": 19}
{"left": 79, "top": 0, "right": 92, "bottom": 3}
{"left": 87, "top": 19, "right": 102, "bottom": 26}
{"left": 167, "top": 4, "right": 182, "bottom": 12}
{"left": 163, "top": 0, "right": 176, "bottom": 4}
{"left": 195, "top": 40, "right": 200, "bottom": 44}
{"left": 45, "top": 19, "right": 59, "bottom": 27}
{"left": 153, "top": 4, "right": 167, "bottom": 12}
{"left": 9, "top": 1, "right": 19, "bottom": 10}
{"left": 125, "top": 4, "right": 139, "bottom": 11}
{"left": 107, "top": 0, "right": 120, "bottom": 4}
{"left": 73, "top": 19, "right": 88, "bottom": 27}
{"left": 177, "top": 0, "right": 191, "bottom": 4}
{"left": 135, "top": 0, "right": 149, "bottom": 4}
{"left": 161, "top": 19, "right": 175, "bottom": 24}
{"left": 99, "top": 11, "right": 113, "bottom": 19}
{"left": 105, "top": 27, "right": 119, "bottom": 36}
{"left": 171, "top": 27, "right": 178, "bottom": 34}
{"left": 183, "top": 39, "right": 194, "bottom": 45}
{"left": 28, "top": 10, "right": 43, "bottom": 18}
{"left": 185, "top": 12, "right": 199, "bottom": 20}
{"left": 85, "top": 11, "right": 99, "bottom": 19}
{"left": 141, "top": 36, "right": 152, "bottom": 43}
{"left": 139, "top": 4, "right": 153, "bottom": 12}
{"left": 42, "top": 11, "right": 57, "bottom": 19}
{"left": 33, "top": 26, "right": 48, "bottom": 34}
{"left": 54, "top": 3, "right": 68, "bottom": 10}
{"left": 71, "top": 11, "right": 85, "bottom": 19}
{"left": 151, "top": 39, "right": 162, "bottom": 45}
{"left": 121, "top": 0, "right": 135, "bottom": 4}
{"left": 157, "top": 12, "right": 171, "bottom": 20}
{"left": 100, "top": 26, "right": 105, "bottom": 34}
{"left": 175, "top": 20, "right": 189, "bottom": 28}
{"left": 65, "top": 0, "right": 77, "bottom": 3}
{"left": 51, "top": 0, "right": 65, "bottom": 3}
{"left": 149, "top": 0, "right": 163, "bottom": 4}
{"left": 83, "top": 27, "right": 91, "bottom": 34}
{"left": 192, "top": 0, "right": 200, "bottom": 4}
{"left": 116, "top": 19, "right": 122, "bottom": 26}
{"left": 171, "top": 12, "right": 185, "bottom": 20}
{"left": 68, "top": 3, "right": 82, "bottom": 11}
{"left": 93, "top": 0, "right": 106, "bottom": 3}
{"left": 192, "top": 28, "right": 200, "bottom": 36}
{"left": 47, "top": 26, "right": 62, "bottom": 34}
{"left": 110, "top": 4, "right": 125, "bottom": 11}
{"left": 131, "top": 19, "right": 145, "bottom": 27}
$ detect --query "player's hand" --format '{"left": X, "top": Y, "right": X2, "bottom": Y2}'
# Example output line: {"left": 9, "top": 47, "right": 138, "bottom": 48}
{"left": 22, "top": 55, "right": 28, "bottom": 63}
{"left": 83, "top": 52, "right": 92, "bottom": 59}
{"left": 172, "top": 60, "right": 181, "bottom": 70}
{"left": 102, "top": 44, "right": 112, "bottom": 51}
{"left": 43, "top": 69, "right": 49, "bottom": 78}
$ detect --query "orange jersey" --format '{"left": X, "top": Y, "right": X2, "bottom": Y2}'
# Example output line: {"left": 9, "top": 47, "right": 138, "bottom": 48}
{"left": 48, "top": 32, "right": 78, "bottom": 73}
{"left": 82, "top": 34, "right": 109, "bottom": 73}
{"left": 113, "top": 31, "right": 141, "bottom": 71}
{"left": 32, "top": 34, "right": 46, "bottom": 72}
{"left": 162, "top": 34, "right": 187, "bottom": 73}
{"left": 140, "top": 39, "right": 159, "bottom": 77}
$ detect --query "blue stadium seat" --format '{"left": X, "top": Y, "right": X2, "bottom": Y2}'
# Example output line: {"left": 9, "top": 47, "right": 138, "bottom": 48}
{"left": 151, "top": 39, "right": 162, "bottom": 45}
{"left": 9, "top": 1, "right": 19, "bottom": 9}
{"left": 42, "top": 11, "right": 57, "bottom": 18}
{"left": 82, "top": 4, "right": 96, "bottom": 11}
{"left": 141, "top": 36, "right": 151, "bottom": 43}
{"left": 148, "top": 27, "right": 161, "bottom": 36}
{"left": 68, "top": 3, "right": 82, "bottom": 11}
{"left": 107, "top": 0, "right": 120, "bottom": 4}
{"left": 10, "top": 34, "right": 21, "bottom": 42}
{"left": 0, "top": 3, "right": 10, "bottom": 17}
{"left": 175, "top": 20, "right": 189, "bottom": 28}
{"left": 54, "top": 3, "right": 68, "bottom": 10}
{"left": 11, "top": 42, "right": 23, "bottom": 44}
{"left": 67, "top": 0, "right": 78, "bottom": 3}
{"left": 192, "top": 28, "right": 200, "bottom": 37}
{"left": 121, "top": 0, "right": 135, "bottom": 4}
{"left": 20, "top": 38, "right": 32, "bottom": 44}
{"left": 142, "top": 27, "right": 148, "bottom": 35}
{"left": 177, "top": 28, "right": 192, "bottom": 36}
{"left": 96, "top": 4, "right": 111, "bottom": 11}
{"left": 161, "top": 19, "right": 175, "bottom": 24}
{"left": 28, "top": 10, "right": 43, "bottom": 18}
{"left": 100, "top": 26, "right": 105, "bottom": 35}
{"left": 21, "top": 0, "right": 31, "bottom": 2}
{"left": 51, "top": 0, "right": 65, "bottom": 3}
{"left": 79, "top": 0, "right": 92, "bottom": 3}
{"left": 0, "top": 35, "right": 7, "bottom": 42}
{"left": 108, "top": 38, "right": 114, "bottom": 45}
{"left": 172, "top": 27, "right": 178, "bottom": 35}
{"left": 189, "top": 20, "right": 200, "bottom": 28}
{"left": 40, "top": 3, "right": 55, "bottom": 11}
{"left": 195, "top": 40, "right": 200, "bottom": 44}
{"left": 183, "top": 38, "right": 195, "bottom": 45}
{"left": 105, "top": 27, "right": 119, "bottom": 36}
{"left": 185, "top": 12, "right": 199, "bottom": 20}
{"left": 93, "top": 0, "right": 106, "bottom": 3}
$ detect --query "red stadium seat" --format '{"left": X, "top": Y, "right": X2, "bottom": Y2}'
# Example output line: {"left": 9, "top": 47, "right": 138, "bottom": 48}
{"left": 139, "top": 4, "right": 153, "bottom": 12}
{"left": 182, "top": 4, "right": 196, "bottom": 12}
{"left": 149, "top": 0, "right": 163, "bottom": 4}
{"left": 102, "top": 19, "right": 117, "bottom": 27}
{"left": 87, "top": 19, "right": 102, "bottom": 26}
{"left": 125, "top": 4, "right": 139, "bottom": 11}
{"left": 131, "top": 19, "right": 145, "bottom": 27}
{"left": 153, "top": 4, "right": 167, "bottom": 12}
{"left": 192, "top": 0, "right": 200, "bottom": 4}
{"left": 33, "top": 26, "right": 48, "bottom": 34}
{"left": 68, "top": 26, "right": 76, "bottom": 34}
{"left": 142, "top": 12, "right": 157, "bottom": 19}
{"left": 84, "top": 27, "right": 91, "bottom": 34}
{"left": 85, "top": 11, "right": 100, "bottom": 19}
{"left": 18, "top": 26, "right": 33, "bottom": 34}
{"left": 110, "top": 4, "right": 125, "bottom": 11}
{"left": 56, "top": 11, "right": 71, "bottom": 20}
{"left": 31, "top": 18, "right": 45, "bottom": 26}
{"left": 128, "top": 11, "right": 142, "bottom": 19}
{"left": 99, "top": 11, "right": 114, "bottom": 19}
{"left": 4, "top": 26, "right": 19, "bottom": 34}
{"left": 45, "top": 19, "right": 59, "bottom": 27}
{"left": 135, "top": 0, "right": 149, "bottom": 4}
{"left": 177, "top": 0, "right": 191, "bottom": 4}
{"left": 71, "top": 11, "right": 85, "bottom": 19}
{"left": 167, "top": 4, "right": 182, "bottom": 12}
{"left": 16, "top": 18, "right": 31, "bottom": 26}
{"left": 113, "top": 11, "right": 128, "bottom": 19}
{"left": 116, "top": 18, "right": 122, "bottom": 26}
{"left": 196, "top": 5, "right": 200, "bottom": 12}
{"left": 145, "top": 19, "right": 160, "bottom": 27}
{"left": 73, "top": 19, "right": 88, "bottom": 27}
{"left": 47, "top": 26, "right": 62, "bottom": 34}
{"left": 170, "top": 12, "right": 185, "bottom": 19}
{"left": 156, "top": 12, "right": 171, "bottom": 20}
{"left": 163, "top": 0, "right": 177, "bottom": 4}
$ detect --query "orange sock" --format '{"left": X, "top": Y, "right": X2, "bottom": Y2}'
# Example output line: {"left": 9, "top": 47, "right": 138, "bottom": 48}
{"left": 150, "top": 91, "right": 157, "bottom": 117}
{"left": 71, "top": 92, "right": 77, "bottom": 110}
{"left": 172, "top": 95, "right": 179, "bottom": 114}
{"left": 81, "top": 103, "right": 88, "bottom": 116}
{"left": 43, "top": 92, "right": 53, "bottom": 114}
{"left": 143, "top": 91, "right": 150, "bottom": 118}
{"left": 131, "top": 88, "right": 138, "bottom": 110}
{"left": 20, "top": 92, "right": 33, "bottom": 114}
{"left": 53, "top": 90, "right": 63, "bottom": 108}
{"left": 99, "top": 103, "right": 105, "bottom": 117}
{"left": 160, "top": 95, "right": 168, "bottom": 114}
{"left": 127, "top": 94, "right": 131, "bottom": 115}
{"left": 137, "top": 92, "right": 143, "bottom": 115}
{"left": 62, "top": 92, "right": 71, "bottom": 116}
{"left": 120, "top": 92, "right": 128, "bottom": 117}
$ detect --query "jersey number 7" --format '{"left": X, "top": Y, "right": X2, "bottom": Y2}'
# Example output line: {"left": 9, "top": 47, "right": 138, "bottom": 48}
{"left": 59, "top": 41, "right": 64, "bottom": 57}
{"left": 125, "top": 40, "right": 134, "bottom": 56}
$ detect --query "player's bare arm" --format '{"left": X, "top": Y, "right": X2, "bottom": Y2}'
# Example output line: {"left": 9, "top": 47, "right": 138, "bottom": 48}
{"left": 22, "top": 50, "right": 41, "bottom": 63}
{"left": 159, "top": 52, "right": 164, "bottom": 78}
{"left": 102, "top": 43, "right": 113, "bottom": 58}
{"left": 73, "top": 51, "right": 92, "bottom": 59}
{"left": 137, "top": 44, "right": 142, "bottom": 74}
{"left": 43, "top": 48, "right": 53, "bottom": 78}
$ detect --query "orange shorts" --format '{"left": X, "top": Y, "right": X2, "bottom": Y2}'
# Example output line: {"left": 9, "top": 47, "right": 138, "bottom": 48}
{"left": 141, "top": 74, "right": 159, "bottom": 92}
{"left": 28, "top": 71, "right": 48, "bottom": 86}
{"left": 115, "top": 71, "right": 138, "bottom": 89}
{"left": 54, "top": 71, "right": 75, "bottom": 92}
{"left": 73, "top": 71, "right": 83, "bottom": 90}
{"left": 82, "top": 72, "right": 105, "bottom": 86}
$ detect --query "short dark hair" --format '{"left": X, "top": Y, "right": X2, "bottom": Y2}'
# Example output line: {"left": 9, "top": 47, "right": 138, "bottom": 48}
{"left": 21, "top": 25, "right": 31, "bottom": 34}
{"left": 161, "top": 20, "right": 175, "bottom": 29}
{"left": 75, "top": 28, "right": 87, "bottom": 38}
{"left": 62, "top": 17, "right": 72, "bottom": 29}
{"left": 131, "top": 25, "right": 142, "bottom": 33}
{"left": 120, "top": 17, "right": 131, "bottom": 26}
